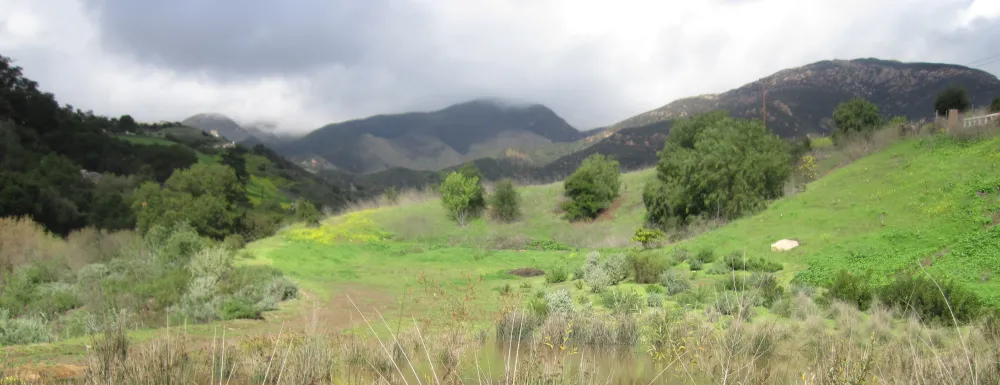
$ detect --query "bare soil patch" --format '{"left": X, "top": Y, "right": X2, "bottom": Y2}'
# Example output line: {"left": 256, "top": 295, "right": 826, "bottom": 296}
{"left": 509, "top": 268, "right": 545, "bottom": 277}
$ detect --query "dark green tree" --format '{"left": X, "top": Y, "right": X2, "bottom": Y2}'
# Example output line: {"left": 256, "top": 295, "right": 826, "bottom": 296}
{"left": 832, "top": 97, "right": 881, "bottom": 141}
{"left": 562, "top": 153, "right": 621, "bottom": 221}
{"left": 489, "top": 178, "right": 521, "bottom": 222}
{"left": 990, "top": 97, "right": 1000, "bottom": 113}
{"left": 643, "top": 111, "right": 791, "bottom": 228}
{"left": 934, "top": 86, "right": 971, "bottom": 116}
{"left": 220, "top": 147, "right": 249, "bottom": 185}
{"left": 118, "top": 114, "right": 137, "bottom": 132}
{"left": 132, "top": 164, "right": 245, "bottom": 239}
{"left": 294, "top": 198, "right": 321, "bottom": 227}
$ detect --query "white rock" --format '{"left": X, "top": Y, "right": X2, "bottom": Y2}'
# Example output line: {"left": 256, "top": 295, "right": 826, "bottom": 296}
{"left": 770, "top": 239, "right": 799, "bottom": 252}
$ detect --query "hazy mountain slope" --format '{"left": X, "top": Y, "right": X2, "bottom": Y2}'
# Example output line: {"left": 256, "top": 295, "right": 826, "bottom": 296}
{"left": 182, "top": 113, "right": 290, "bottom": 145}
{"left": 278, "top": 99, "right": 584, "bottom": 174}
{"left": 612, "top": 58, "right": 1000, "bottom": 137}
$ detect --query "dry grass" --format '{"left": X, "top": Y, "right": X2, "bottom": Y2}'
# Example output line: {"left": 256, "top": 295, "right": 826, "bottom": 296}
{"left": 0, "top": 217, "right": 65, "bottom": 282}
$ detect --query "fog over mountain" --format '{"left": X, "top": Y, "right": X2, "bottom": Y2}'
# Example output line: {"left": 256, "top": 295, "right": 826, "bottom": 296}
{"left": 1, "top": 0, "right": 998, "bottom": 132}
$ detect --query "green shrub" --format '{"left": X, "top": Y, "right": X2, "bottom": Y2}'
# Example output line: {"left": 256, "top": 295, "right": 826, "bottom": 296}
{"left": 583, "top": 266, "right": 610, "bottom": 293}
{"left": 294, "top": 198, "right": 321, "bottom": 227}
{"left": 645, "top": 284, "right": 664, "bottom": 294}
{"left": 646, "top": 293, "right": 663, "bottom": 308}
{"left": 601, "top": 288, "right": 643, "bottom": 314}
{"left": 384, "top": 186, "right": 400, "bottom": 205}
{"left": 32, "top": 282, "right": 81, "bottom": 316}
{"left": 562, "top": 154, "right": 621, "bottom": 221}
{"left": 527, "top": 239, "right": 572, "bottom": 251}
{"left": 676, "top": 285, "right": 715, "bottom": 307}
{"left": 546, "top": 265, "right": 569, "bottom": 284}
{"left": 603, "top": 253, "right": 629, "bottom": 285}
{"left": 689, "top": 259, "right": 704, "bottom": 271}
{"left": 628, "top": 251, "right": 670, "bottom": 284}
{"left": 489, "top": 179, "right": 521, "bottom": 222}
{"left": 219, "top": 296, "right": 262, "bottom": 320}
{"left": 528, "top": 296, "right": 549, "bottom": 318}
{"left": 630, "top": 227, "right": 664, "bottom": 249}
{"left": 223, "top": 234, "right": 245, "bottom": 250}
{"left": 878, "top": 272, "right": 983, "bottom": 324}
{"left": 695, "top": 249, "right": 716, "bottom": 263}
{"left": 498, "top": 283, "right": 512, "bottom": 296}
{"left": 644, "top": 111, "right": 791, "bottom": 227}
{"left": 659, "top": 269, "right": 691, "bottom": 295}
{"left": 714, "top": 292, "right": 756, "bottom": 320}
{"left": 991, "top": 97, "right": 1000, "bottom": 113}
{"left": 832, "top": 97, "right": 882, "bottom": 141}
{"left": 823, "top": 270, "right": 874, "bottom": 310}
{"left": 722, "top": 253, "right": 782, "bottom": 272}
{"left": 670, "top": 248, "right": 691, "bottom": 264}
{"left": 0, "top": 309, "right": 50, "bottom": 345}
{"left": 717, "top": 273, "right": 785, "bottom": 307}
{"left": 544, "top": 289, "right": 574, "bottom": 314}
{"left": 440, "top": 171, "right": 486, "bottom": 225}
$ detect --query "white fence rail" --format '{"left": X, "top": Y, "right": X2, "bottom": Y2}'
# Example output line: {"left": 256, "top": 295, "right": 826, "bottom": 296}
{"left": 964, "top": 112, "right": 1000, "bottom": 127}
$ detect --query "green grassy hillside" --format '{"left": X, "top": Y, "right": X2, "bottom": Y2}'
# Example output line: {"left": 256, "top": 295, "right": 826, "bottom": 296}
{"left": 256, "top": 132, "right": 1000, "bottom": 309}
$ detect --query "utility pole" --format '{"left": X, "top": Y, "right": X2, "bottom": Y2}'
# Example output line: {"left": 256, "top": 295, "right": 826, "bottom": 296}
{"left": 761, "top": 82, "right": 767, "bottom": 129}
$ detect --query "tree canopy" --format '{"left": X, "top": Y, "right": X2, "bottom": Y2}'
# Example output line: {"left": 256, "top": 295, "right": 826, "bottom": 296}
{"left": 132, "top": 164, "right": 246, "bottom": 239}
{"left": 832, "top": 97, "right": 881, "bottom": 140}
{"left": 934, "top": 86, "right": 971, "bottom": 116}
{"left": 643, "top": 111, "right": 791, "bottom": 228}
{"left": 562, "top": 153, "right": 621, "bottom": 221}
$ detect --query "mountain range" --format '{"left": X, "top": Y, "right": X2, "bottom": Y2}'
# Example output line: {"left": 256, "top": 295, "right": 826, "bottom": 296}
{"left": 184, "top": 58, "right": 1000, "bottom": 191}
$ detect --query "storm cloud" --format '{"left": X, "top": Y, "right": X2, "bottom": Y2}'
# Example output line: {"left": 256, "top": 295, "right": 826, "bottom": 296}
{"left": 2, "top": 0, "right": 1000, "bottom": 132}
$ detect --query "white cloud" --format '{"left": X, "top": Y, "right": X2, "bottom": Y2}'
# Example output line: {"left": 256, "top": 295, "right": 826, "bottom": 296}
{"left": 1, "top": 0, "right": 998, "bottom": 133}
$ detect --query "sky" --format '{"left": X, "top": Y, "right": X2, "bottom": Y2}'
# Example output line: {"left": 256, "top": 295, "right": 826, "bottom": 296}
{"left": 1, "top": 0, "right": 999, "bottom": 133}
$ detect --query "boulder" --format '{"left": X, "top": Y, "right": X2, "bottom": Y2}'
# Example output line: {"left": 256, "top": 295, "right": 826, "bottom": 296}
{"left": 770, "top": 239, "right": 799, "bottom": 252}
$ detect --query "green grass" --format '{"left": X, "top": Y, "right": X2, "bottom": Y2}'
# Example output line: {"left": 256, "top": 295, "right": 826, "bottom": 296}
{"left": 673, "top": 134, "right": 1000, "bottom": 306}
{"left": 368, "top": 169, "right": 653, "bottom": 248}
{"left": 115, "top": 135, "right": 178, "bottom": 147}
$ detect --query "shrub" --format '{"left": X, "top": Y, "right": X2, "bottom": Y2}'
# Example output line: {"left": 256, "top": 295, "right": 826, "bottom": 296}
{"left": 991, "top": 96, "right": 1000, "bottom": 113}
{"left": 440, "top": 171, "right": 485, "bottom": 225}
{"left": 878, "top": 272, "right": 983, "bottom": 324}
{"left": 562, "top": 154, "right": 621, "bottom": 221}
{"left": 659, "top": 269, "right": 691, "bottom": 295}
{"left": 645, "top": 284, "right": 664, "bottom": 294}
{"left": 670, "top": 248, "right": 691, "bottom": 264}
{"left": 528, "top": 296, "right": 549, "bottom": 317}
{"left": 294, "top": 198, "right": 321, "bottom": 227}
{"left": 0, "top": 309, "right": 50, "bottom": 345}
{"left": 694, "top": 249, "right": 716, "bottom": 263}
{"left": 583, "top": 266, "right": 611, "bottom": 293}
{"left": 644, "top": 111, "right": 791, "bottom": 228}
{"left": 601, "top": 288, "right": 643, "bottom": 314}
{"left": 603, "top": 253, "right": 629, "bottom": 285}
{"left": 722, "top": 253, "right": 782, "bottom": 272}
{"left": 934, "top": 85, "right": 971, "bottom": 115}
{"left": 545, "top": 265, "right": 569, "bottom": 284}
{"left": 544, "top": 289, "right": 574, "bottom": 314}
{"left": 630, "top": 227, "right": 663, "bottom": 249}
{"left": 797, "top": 155, "right": 819, "bottom": 182}
{"left": 222, "top": 234, "right": 245, "bottom": 250}
{"left": 188, "top": 246, "right": 233, "bottom": 279}
{"left": 219, "top": 296, "right": 262, "bottom": 320}
{"left": 689, "top": 259, "right": 704, "bottom": 271}
{"left": 32, "top": 282, "right": 82, "bottom": 316}
{"left": 823, "top": 270, "right": 874, "bottom": 311}
{"left": 832, "top": 97, "right": 881, "bottom": 141}
{"left": 717, "top": 273, "right": 785, "bottom": 307}
{"left": 628, "top": 251, "right": 670, "bottom": 284}
{"left": 714, "top": 292, "right": 756, "bottom": 320}
{"left": 489, "top": 179, "right": 521, "bottom": 222}
{"left": 384, "top": 186, "right": 400, "bottom": 205}
{"left": 646, "top": 293, "right": 663, "bottom": 308}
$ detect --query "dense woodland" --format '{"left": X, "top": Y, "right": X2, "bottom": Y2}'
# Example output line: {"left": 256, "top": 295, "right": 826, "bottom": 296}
{"left": 0, "top": 55, "right": 353, "bottom": 240}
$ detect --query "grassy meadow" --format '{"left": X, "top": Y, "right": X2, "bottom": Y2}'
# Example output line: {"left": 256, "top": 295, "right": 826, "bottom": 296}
{"left": 5, "top": 125, "right": 1000, "bottom": 384}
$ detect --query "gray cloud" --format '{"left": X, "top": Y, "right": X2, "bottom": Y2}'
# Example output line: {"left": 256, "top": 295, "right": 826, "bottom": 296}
{"left": 2, "top": 0, "right": 1000, "bottom": 132}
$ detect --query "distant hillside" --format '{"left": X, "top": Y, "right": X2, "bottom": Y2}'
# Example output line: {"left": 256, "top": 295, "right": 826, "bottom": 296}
{"left": 612, "top": 58, "right": 1000, "bottom": 137}
{"left": 277, "top": 99, "right": 585, "bottom": 174}
{"left": 182, "top": 113, "right": 291, "bottom": 146}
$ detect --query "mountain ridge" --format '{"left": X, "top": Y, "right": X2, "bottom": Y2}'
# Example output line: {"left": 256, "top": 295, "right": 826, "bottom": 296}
{"left": 274, "top": 99, "right": 585, "bottom": 174}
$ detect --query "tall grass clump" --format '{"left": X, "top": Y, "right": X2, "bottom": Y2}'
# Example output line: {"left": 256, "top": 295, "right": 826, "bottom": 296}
{"left": 628, "top": 250, "right": 671, "bottom": 284}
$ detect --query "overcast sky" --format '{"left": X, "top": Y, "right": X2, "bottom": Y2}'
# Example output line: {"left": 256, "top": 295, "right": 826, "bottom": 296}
{"left": 1, "top": 0, "right": 999, "bottom": 132}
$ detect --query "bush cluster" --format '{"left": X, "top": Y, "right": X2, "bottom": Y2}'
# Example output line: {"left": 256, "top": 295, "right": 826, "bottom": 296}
{"left": 563, "top": 154, "right": 621, "bottom": 221}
